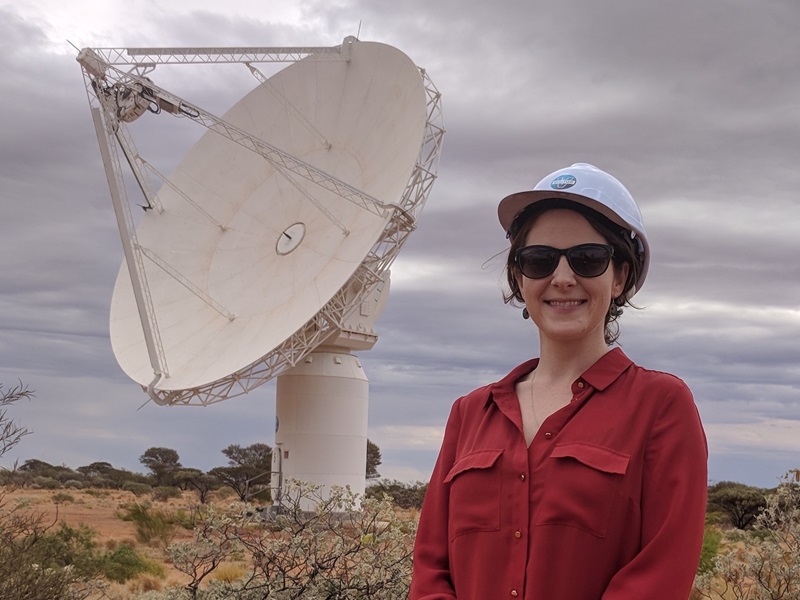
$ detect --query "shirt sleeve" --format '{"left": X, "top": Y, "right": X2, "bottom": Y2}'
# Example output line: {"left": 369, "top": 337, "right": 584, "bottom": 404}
{"left": 408, "top": 399, "right": 462, "bottom": 600}
{"left": 602, "top": 379, "right": 708, "bottom": 599}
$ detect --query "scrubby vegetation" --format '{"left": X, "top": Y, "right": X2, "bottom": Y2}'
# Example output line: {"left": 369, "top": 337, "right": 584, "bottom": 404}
{"left": 144, "top": 481, "right": 418, "bottom": 600}
{"left": 4, "top": 379, "right": 800, "bottom": 599}
{"left": 694, "top": 471, "right": 800, "bottom": 599}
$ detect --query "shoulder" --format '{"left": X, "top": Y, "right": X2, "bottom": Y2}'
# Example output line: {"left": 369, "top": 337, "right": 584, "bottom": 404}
{"left": 620, "top": 362, "right": 701, "bottom": 428}
{"left": 627, "top": 362, "right": 691, "bottom": 392}
{"left": 454, "top": 382, "right": 493, "bottom": 407}
{"left": 452, "top": 358, "right": 536, "bottom": 412}
{"left": 593, "top": 349, "right": 694, "bottom": 404}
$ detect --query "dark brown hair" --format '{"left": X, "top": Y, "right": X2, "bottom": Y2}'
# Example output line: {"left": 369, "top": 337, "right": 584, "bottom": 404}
{"left": 503, "top": 199, "right": 642, "bottom": 345}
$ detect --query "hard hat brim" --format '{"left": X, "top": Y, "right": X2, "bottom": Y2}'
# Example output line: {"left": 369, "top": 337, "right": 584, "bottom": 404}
{"left": 498, "top": 189, "right": 632, "bottom": 234}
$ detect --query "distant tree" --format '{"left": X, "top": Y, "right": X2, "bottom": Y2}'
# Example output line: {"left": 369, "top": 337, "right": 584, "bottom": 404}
{"left": 366, "top": 439, "right": 382, "bottom": 479}
{"left": 208, "top": 466, "right": 250, "bottom": 502}
{"left": 140, "top": 447, "right": 182, "bottom": 486}
{"left": 76, "top": 461, "right": 115, "bottom": 479}
{"left": 18, "top": 459, "right": 79, "bottom": 485}
{"left": 221, "top": 443, "right": 272, "bottom": 470}
{"left": 77, "top": 461, "right": 116, "bottom": 487}
{"left": 174, "top": 468, "right": 219, "bottom": 504}
{"left": 707, "top": 481, "right": 768, "bottom": 530}
{"left": 366, "top": 479, "right": 428, "bottom": 509}
{"left": 209, "top": 443, "right": 273, "bottom": 502}
{"left": 0, "top": 382, "right": 33, "bottom": 458}
{"left": 77, "top": 461, "right": 146, "bottom": 489}
{"left": 19, "top": 458, "right": 58, "bottom": 475}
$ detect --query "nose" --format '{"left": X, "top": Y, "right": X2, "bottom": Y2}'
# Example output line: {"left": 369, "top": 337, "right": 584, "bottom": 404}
{"left": 550, "top": 255, "right": 576, "bottom": 287}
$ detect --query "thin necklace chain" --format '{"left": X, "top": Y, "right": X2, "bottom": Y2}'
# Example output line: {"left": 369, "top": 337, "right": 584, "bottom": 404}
{"left": 528, "top": 370, "right": 543, "bottom": 430}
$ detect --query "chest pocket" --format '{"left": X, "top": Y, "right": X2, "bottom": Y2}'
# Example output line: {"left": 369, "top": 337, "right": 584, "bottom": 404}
{"left": 535, "top": 442, "right": 630, "bottom": 538}
{"left": 444, "top": 449, "right": 503, "bottom": 540}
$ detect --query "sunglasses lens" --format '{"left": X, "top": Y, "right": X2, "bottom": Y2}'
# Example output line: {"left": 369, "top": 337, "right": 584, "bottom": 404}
{"left": 517, "top": 247, "right": 558, "bottom": 279}
{"left": 516, "top": 244, "right": 612, "bottom": 279}
{"left": 568, "top": 245, "right": 612, "bottom": 277}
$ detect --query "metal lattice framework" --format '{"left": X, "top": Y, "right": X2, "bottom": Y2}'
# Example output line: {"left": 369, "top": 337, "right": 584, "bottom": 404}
{"left": 77, "top": 38, "right": 444, "bottom": 406}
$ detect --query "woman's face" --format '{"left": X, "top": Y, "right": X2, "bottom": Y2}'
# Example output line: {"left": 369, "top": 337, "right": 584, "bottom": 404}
{"left": 516, "top": 209, "right": 628, "bottom": 347}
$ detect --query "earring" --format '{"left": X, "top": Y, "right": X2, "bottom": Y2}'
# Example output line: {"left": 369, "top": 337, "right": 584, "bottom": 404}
{"left": 522, "top": 308, "right": 530, "bottom": 319}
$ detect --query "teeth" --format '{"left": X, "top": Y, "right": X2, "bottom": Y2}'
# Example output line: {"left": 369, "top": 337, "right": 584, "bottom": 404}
{"left": 548, "top": 300, "right": 582, "bottom": 306}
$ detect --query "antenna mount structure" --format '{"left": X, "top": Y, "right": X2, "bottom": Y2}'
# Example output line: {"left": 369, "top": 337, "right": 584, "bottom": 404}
{"left": 78, "top": 37, "right": 444, "bottom": 503}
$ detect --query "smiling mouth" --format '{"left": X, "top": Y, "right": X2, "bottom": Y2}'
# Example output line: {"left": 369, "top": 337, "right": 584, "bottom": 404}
{"left": 545, "top": 300, "right": 585, "bottom": 307}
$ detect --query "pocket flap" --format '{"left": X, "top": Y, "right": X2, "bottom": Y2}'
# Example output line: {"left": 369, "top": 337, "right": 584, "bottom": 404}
{"left": 550, "top": 442, "right": 630, "bottom": 475}
{"left": 443, "top": 449, "right": 503, "bottom": 483}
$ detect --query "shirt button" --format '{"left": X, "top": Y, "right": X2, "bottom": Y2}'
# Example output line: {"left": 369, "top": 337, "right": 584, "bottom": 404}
{"left": 520, "top": 474, "right": 526, "bottom": 481}
{"left": 544, "top": 432, "right": 553, "bottom": 439}
{"left": 514, "top": 530, "right": 522, "bottom": 538}
{"left": 511, "top": 591, "right": 519, "bottom": 597}
{"left": 577, "top": 381, "right": 585, "bottom": 389}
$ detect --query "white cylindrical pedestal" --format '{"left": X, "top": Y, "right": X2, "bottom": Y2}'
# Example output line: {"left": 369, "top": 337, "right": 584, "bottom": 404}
{"left": 272, "top": 349, "right": 368, "bottom": 510}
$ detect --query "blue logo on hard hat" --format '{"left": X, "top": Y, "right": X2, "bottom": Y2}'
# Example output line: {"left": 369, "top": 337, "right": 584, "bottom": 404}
{"left": 551, "top": 174, "right": 577, "bottom": 190}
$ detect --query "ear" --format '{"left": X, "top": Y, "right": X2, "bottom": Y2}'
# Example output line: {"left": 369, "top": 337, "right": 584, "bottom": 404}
{"left": 514, "top": 267, "right": 525, "bottom": 297}
{"left": 611, "top": 261, "right": 630, "bottom": 299}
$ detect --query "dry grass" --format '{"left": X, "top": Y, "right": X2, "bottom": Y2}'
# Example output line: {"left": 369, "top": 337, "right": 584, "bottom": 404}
{"left": 2, "top": 486, "right": 197, "bottom": 594}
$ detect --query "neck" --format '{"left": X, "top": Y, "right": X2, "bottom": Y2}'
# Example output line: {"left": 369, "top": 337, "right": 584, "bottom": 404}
{"left": 535, "top": 335, "right": 610, "bottom": 384}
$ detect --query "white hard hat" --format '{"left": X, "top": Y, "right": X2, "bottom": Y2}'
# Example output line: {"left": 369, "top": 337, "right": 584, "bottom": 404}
{"left": 498, "top": 163, "right": 650, "bottom": 296}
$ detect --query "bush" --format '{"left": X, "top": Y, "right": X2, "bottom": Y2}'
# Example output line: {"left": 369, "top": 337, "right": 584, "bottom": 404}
{"left": 162, "top": 481, "right": 417, "bottom": 599}
{"left": 101, "top": 542, "right": 164, "bottom": 583}
{"left": 697, "top": 525, "right": 722, "bottom": 573}
{"left": 366, "top": 479, "right": 428, "bottom": 509}
{"left": 31, "top": 476, "right": 61, "bottom": 490}
{"left": 118, "top": 503, "right": 179, "bottom": 548}
{"left": 51, "top": 492, "right": 75, "bottom": 504}
{"left": 123, "top": 482, "right": 152, "bottom": 497}
{"left": 694, "top": 472, "right": 800, "bottom": 598}
{"left": 173, "top": 507, "right": 199, "bottom": 530}
{"left": 0, "top": 518, "right": 102, "bottom": 600}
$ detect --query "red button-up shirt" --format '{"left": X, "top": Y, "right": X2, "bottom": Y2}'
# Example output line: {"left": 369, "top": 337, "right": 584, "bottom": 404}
{"left": 410, "top": 348, "right": 707, "bottom": 600}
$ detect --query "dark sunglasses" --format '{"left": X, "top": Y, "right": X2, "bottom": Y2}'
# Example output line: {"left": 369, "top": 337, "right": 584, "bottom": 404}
{"left": 515, "top": 243, "right": 614, "bottom": 279}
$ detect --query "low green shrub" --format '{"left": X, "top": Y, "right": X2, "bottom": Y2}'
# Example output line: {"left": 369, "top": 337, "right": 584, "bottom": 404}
{"left": 51, "top": 492, "right": 75, "bottom": 504}
{"left": 31, "top": 476, "right": 60, "bottom": 489}
{"left": 697, "top": 525, "right": 722, "bottom": 573}
{"left": 101, "top": 542, "right": 165, "bottom": 583}
{"left": 123, "top": 481, "right": 153, "bottom": 497}
{"left": 118, "top": 503, "right": 179, "bottom": 547}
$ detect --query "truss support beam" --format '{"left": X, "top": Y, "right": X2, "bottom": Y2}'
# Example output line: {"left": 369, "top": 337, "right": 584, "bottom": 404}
{"left": 91, "top": 107, "right": 169, "bottom": 378}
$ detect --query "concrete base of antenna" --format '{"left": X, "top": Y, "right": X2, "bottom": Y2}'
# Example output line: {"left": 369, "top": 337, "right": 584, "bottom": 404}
{"left": 271, "top": 274, "right": 389, "bottom": 510}
{"left": 273, "top": 350, "right": 370, "bottom": 511}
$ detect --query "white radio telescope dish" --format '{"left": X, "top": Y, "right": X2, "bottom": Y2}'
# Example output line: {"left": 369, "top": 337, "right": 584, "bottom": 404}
{"left": 78, "top": 38, "right": 443, "bottom": 403}
{"left": 77, "top": 37, "right": 443, "bottom": 502}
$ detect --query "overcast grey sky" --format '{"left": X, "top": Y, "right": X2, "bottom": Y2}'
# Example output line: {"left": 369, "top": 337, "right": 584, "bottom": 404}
{"left": 1, "top": 0, "right": 799, "bottom": 488}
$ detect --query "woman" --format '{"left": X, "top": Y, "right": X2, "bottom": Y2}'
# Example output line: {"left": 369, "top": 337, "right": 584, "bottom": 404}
{"left": 409, "top": 163, "right": 707, "bottom": 600}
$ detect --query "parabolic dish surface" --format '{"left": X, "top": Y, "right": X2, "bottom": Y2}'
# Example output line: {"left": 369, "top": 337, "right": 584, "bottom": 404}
{"left": 109, "top": 41, "right": 428, "bottom": 390}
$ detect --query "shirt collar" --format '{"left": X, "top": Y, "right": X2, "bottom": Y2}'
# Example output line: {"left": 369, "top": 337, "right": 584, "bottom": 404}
{"left": 484, "top": 347, "right": 633, "bottom": 408}
{"left": 579, "top": 347, "right": 633, "bottom": 391}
